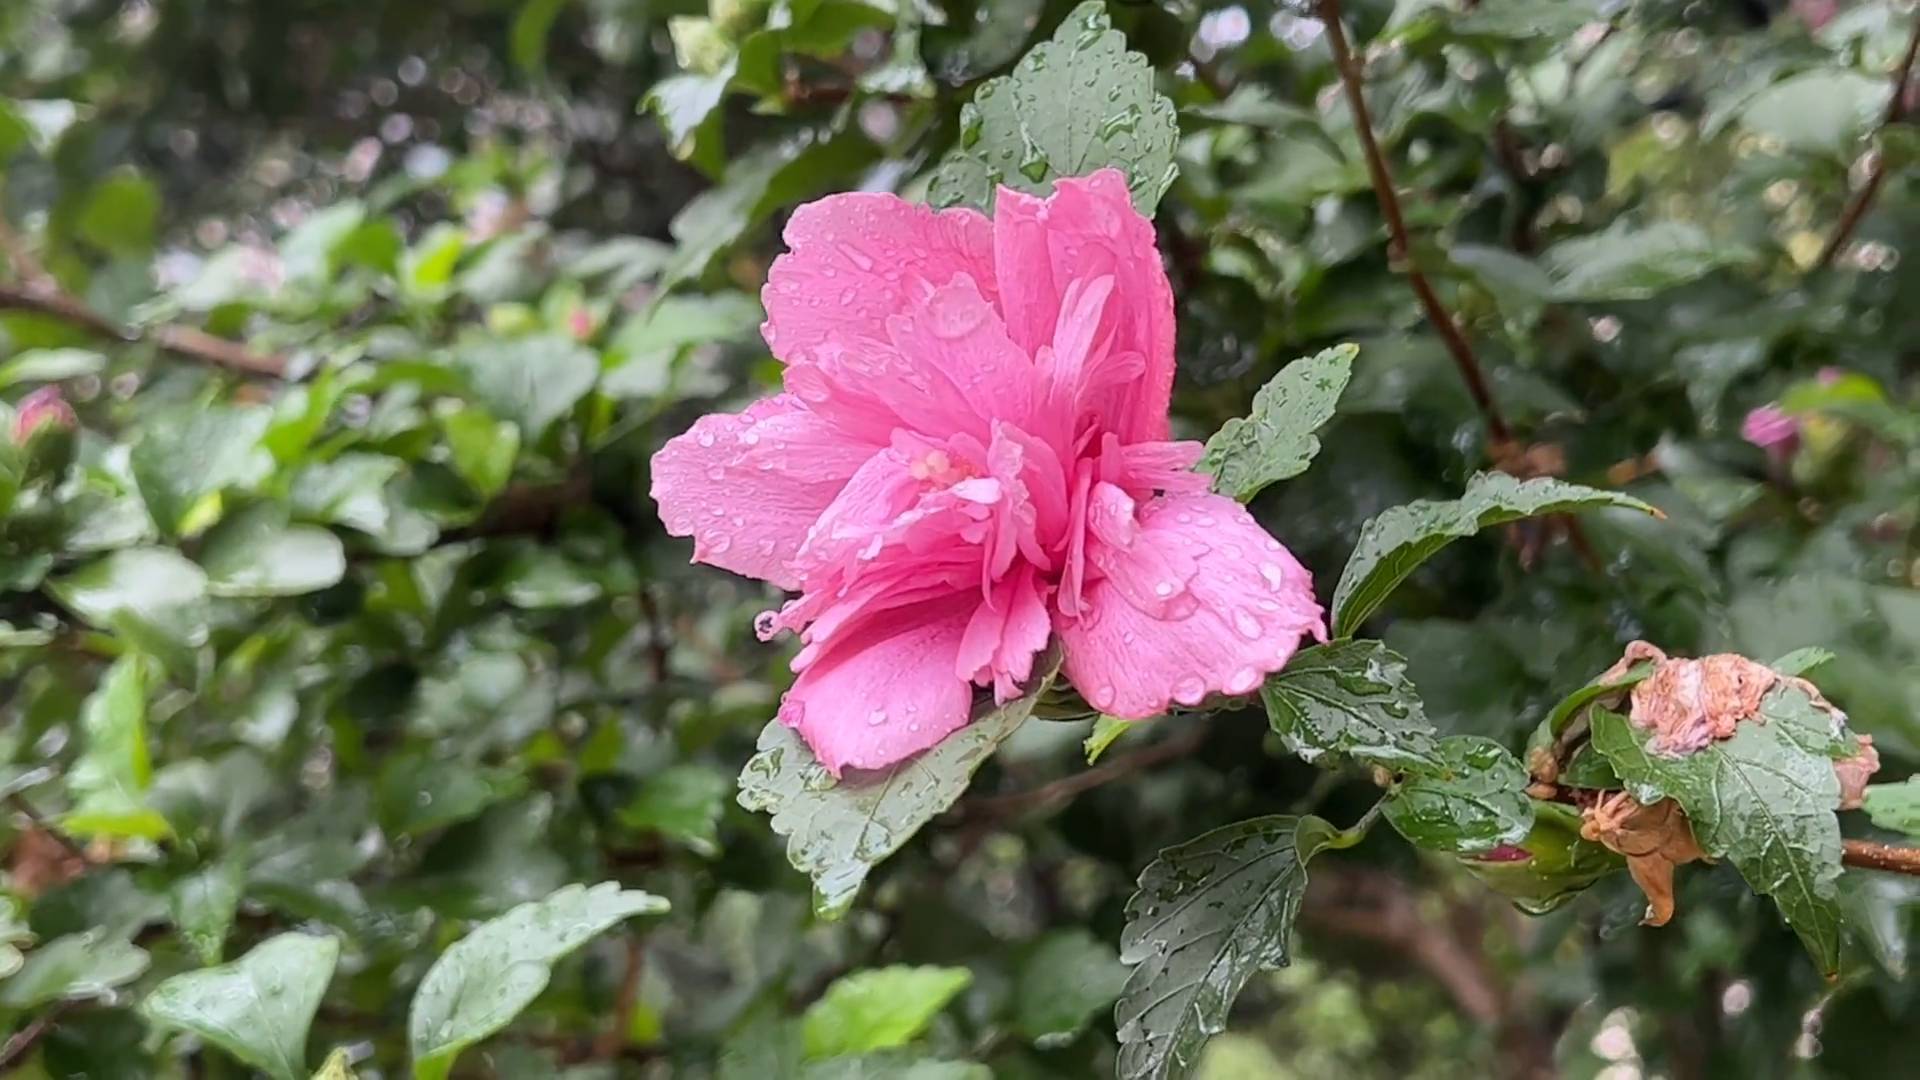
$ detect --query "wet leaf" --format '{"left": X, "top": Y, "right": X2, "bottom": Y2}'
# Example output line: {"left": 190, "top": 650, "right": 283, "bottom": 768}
{"left": 1261, "top": 639, "right": 1443, "bottom": 775}
{"left": 1862, "top": 777, "right": 1920, "bottom": 839}
{"left": 1199, "top": 344, "right": 1356, "bottom": 502}
{"left": 1115, "top": 814, "right": 1356, "bottom": 1080}
{"left": 929, "top": 0, "right": 1178, "bottom": 212}
{"left": 738, "top": 659, "right": 1055, "bottom": 917}
{"left": 141, "top": 933, "right": 341, "bottom": 1080}
{"left": 65, "top": 653, "right": 170, "bottom": 840}
{"left": 1591, "top": 702, "right": 1845, "bottom": 974}
{"left": 0, "top": 931, "right": 149, "bottom": 1008}
{"left": 1331, "top": 473, "right": 1658, "bottom": 637}
{"left": 407, "top": 882, "right": 668, "bottom": 1080}
{"left": 1383, "top": 736, "right": 1533, "bottom": 855}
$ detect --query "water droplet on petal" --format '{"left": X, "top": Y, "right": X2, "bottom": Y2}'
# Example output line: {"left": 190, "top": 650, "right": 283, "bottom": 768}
{"left": 1174, "top": 676, "right": 1207, "bottom": 705}
{"left": 696, "top": 431, "right": 715, "bottom": 448}
{"left": 1092, "top": 684, "right": 1116, "bottom": 708}
{"left": 1153, "top": 581, "right": 1175, "bottom": 598}
{"left": 1234, "top": 610, "right": 1263, "bottom": 640}
{"left": 866, "top": 708, "right": 888, "bottom": 726}
{"left": 1226, "top": 666, "right": 1262, "bottom": 695}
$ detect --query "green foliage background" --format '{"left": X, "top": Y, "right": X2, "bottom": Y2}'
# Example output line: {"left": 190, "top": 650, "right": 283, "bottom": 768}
{"left": 4, "top": 0, "right": 1920, "bottom": 1077}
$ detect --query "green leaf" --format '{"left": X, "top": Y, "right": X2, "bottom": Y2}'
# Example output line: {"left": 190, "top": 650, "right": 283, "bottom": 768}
{"left": 1199, "top": 344, "right": 1356, "bottom": 501}
{"left": 1863, "top": 778, "right": 1920, "bottom": 839}
{"left": 0, "top": 347, "right": 107, "bottom": 388}
{"left": 618, "top": 764, "right": 731, "bottom": 856}
{"left": 51, "top": 547, "right": 209, "bottom": 658}
{"left": 1116, "top": 815, "right": 1358, "bottom": 1080}
{"left": 129, "top": 404, "right": 274, "bottom": 536}
{"left": 1541, "top": 221, "right": 1747, "bottom": 302}
{"left": 928, "top": 0, "right": 1179, "bottom": 213}
{"left": 376, "top": 754, "right": 527, "bottom": 837}
{"left": 801, "top": 965, "right": 973, "bottom": 1059}
{"left": 169, "top": 860, "right": 246, "bottom": 965}
{"left": 200, "top": 504, "right": 346, "bottom": 598}
{"left": 291, "top": 453, "right": 403, "bottom": 534}
{"left": 407, "top": 882, "right": 669, "bottom": 1080}
{"left": 438, "top": 408, "right": 519, "bottom": 499}
{"left": 1014, "top": 929, "right": 1128, "bottom": 1046}
{"left": 313, "top": 1048, "right": 359, "bottom": 1080}
{"left": 451, "top": 334, "right": 599, "bottom": 439}
{"left": 0, "top": 931, "right": 149, "bottom": 1008}
{"left": 1382, "top": 735, "right": 1533, "bottom": 855}
{"left": 1330, "top": 473, "right": 1658, "bottom": 637}
{"left": 1771, "top": 647, "right": 1836, "bottom": 678}
{"left": 1736, "top": 69, "right": 1889, "bottom": 156}
{"left": 1084, "top": 714, "right": 1136, "bottom": 764}
{"left": 611, "top": 291, "right": 762, "bottom": 356}
{"left": 1450, "top": 0, "right": 1603, "bottom": 38}
{"left": 738, "top": 659, "right": 1055, "bottom": 916}
{"left": 1590, "top": 686, "right": 1846, "bottom": 974}
{"left": 65, "top": 654, "right": 171, "bottom": 840}
{"left": 76, "top": 171, "right": 160, "bottom": 255}
{"left": 1261, "top": 639, "right": 1444, "bottom": 775}
{"left": 510, "top": 0, "right": 569, "bottom": 78}
{"left": 141, "top": 933, "right": 342, "bottom": 1080}
{"left": 803, "top": 1056, "right": 989, "bottom": 1080}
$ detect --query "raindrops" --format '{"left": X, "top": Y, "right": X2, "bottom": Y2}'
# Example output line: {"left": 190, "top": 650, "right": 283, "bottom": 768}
{"left": 1233, "top": 610, "right": 1263, "bottom": 640}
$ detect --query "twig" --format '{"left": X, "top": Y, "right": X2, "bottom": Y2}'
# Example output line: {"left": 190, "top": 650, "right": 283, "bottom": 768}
{"left": 0, "top": 1002, "right": 72, "bottom": 1072}
{"left": 591, "top": 937, "right": 646, "bottom": 1060}
{"left": 1316, "top": 0, "right": 1512, "bottom": 444}
{"left": 7, "top": 793, "right": 93, "bottom": 865}
{"left": 1842, "top": 837, "right": 1920, "bottom": 876}
{"left": 1814, "top": 12, "right": 1920, "bottom": 269}
{"left": 0, "top": 283, "right": 288, "bottom": 378}
{"left": 636, "top": 586, "right": 671, "bottom": 684}
{"left": 967, "top": 723, "right": 1209, "bottom": 818}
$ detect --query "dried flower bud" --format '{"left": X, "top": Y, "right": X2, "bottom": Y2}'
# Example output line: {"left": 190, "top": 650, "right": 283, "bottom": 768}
{"left": 1581, "top": 793, "right": 1706, "bottom": 926}
{"left": 1834, "top": 735, "right": 1880, "bottom": 811}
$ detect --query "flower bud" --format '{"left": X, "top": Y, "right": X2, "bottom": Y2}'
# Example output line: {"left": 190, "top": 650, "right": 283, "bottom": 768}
{"left": 12, "top": 386, "right": 75, "bottom": 445}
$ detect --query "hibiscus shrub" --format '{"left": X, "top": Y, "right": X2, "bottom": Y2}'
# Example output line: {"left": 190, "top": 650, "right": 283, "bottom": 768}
{"left": 5, "top": 0, "right": 1920, "bottom": 1077}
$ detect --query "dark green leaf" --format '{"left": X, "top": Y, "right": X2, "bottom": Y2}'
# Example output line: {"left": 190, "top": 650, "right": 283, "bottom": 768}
{"left": 1115, "top": 815, "right": 1356, "bottom": 1080}
{"left": 1261, "top": 639, "right": 1443, "bottom": 775}
{"left": 617, "top": 764, "right": 730, "bottom": 857}
{"left": 928, "top": 0, "right": 1178, "bottom": 212}
{"left": 129, "top": 405, "right": 273, "bottom": 537}
{"left": 1014, "top": 929, "right": 1128, "bottom": 1046}
{"left": 1383, "top": 735, "right": 1533, "bottom": 855}
{"left": 1331, "top": 473, "right": 1658, "bottom": 637}
{"left": 451, "top": 334, "right": 599, "bottom": 439}
{"left": 1590, "top": 689, "right": 1846, "bottom": 974}
{"left": 1541, "top": 221, "right": 1748, "bottom": 302}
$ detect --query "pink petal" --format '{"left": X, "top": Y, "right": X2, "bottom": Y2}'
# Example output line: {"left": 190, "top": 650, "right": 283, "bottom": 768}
{"left": 956, "top": 563, "right": 1053, "bottom": 702}
{"left": 778, "top": 593, "right": 979, "bottom": 775}
{"left": 765, "top": 194, "right": 1000, "bottom": 442}
{"left": 993, "top": 169, "right": 1176, "bottom": 445}
{"left": 1059, "top": 493, "right": 1324, "bottom": 717}
{"left": 649, "top": 395, "right": 875, "bottom": 589}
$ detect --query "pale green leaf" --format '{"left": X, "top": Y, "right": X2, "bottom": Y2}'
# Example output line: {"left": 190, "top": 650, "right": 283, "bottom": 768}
{"left": 1014, "top": 929, "right": 1128, "bottom": 1045}
{"left": 142, "top": 933, "right": 342, "bottom": 1080}
{"left": 451, "top": 334, "right": 599, "bottom": 438}
{"left": 407, "top": 882, "right": 669, "bottom": 1080}
{"left": 0, "top": 931, "right": 149, "bottom": 1008}
{"left": 738, "top": 658, "right": 1055, "bottom": 916}
{"left": 1861, "top": 777, "right": 1920, "bottom": 840}
{"left": 65, "top": 653, "right": 171, "bottom": 840}
{"left": 801, "top": 965, "right": 973, "bottom": 1059}
{"left": 200, "top": 505, "right": 346, "bottom": 598}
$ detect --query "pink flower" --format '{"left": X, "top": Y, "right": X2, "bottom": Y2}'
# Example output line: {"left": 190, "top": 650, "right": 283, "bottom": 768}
{"left": 12, "top": 386, "right": 75, "bottom": 444}
{"left": 1740, "top": 404, "right": 1798, "bottom": 460}
{"left": 651, "top": 170, "right": 1325, "bottom": 773}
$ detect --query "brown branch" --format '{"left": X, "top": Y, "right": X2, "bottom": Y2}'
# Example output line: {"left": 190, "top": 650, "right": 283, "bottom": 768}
{"left": 0, "top": 1002, "right": 73, "bottom": 1072}
{"left": 1814, "top": 12, "right": 1920, "bottom": 269}
{"left": 0, "top": 283, "right": 288, "bottom": 378}
{"left": 591, "top": 937, "right": 646, "bottom": 1060}
{"left": 1842, "top": 837, "right": 1920, "bottom": 875}
{"left": 966, "top": 722, "right": 1209, "bottom": 818}
{"left": 1317, "top": 0, "right": 1512, "bottom": 444}
{"left": 8, "top": 793, "right": 94, "bottom": 865}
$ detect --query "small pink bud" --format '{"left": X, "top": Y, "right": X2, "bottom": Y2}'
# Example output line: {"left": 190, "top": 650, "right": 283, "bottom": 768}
{"left": 1472, "top": 845, "right": 1532, "bottom": 863}
{"left": 1741, "top": 404, "right": 1799, "bottom": 461}
{"left": 1817, "top": 366, "right": 1845, "bottom": 386}
{"left": 12, "top": 386, "right": 76, "bottom": 444}
{"left": 568, "top": 306, "right": 596, "bottom": 342}
{"left": 1791, "top": 0, "right": 1838, "bottom": 31}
